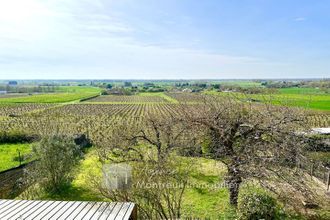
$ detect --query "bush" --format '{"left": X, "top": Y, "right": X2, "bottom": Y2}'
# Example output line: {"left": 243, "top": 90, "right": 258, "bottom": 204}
{"left": 31, "top": 135, "right": 83, "bottom": 193}
{"left": 238, "top": 190, "right": 278, "bottom": 220}
{"left": 0, "top": 130, "right": 38, "bottom": 144}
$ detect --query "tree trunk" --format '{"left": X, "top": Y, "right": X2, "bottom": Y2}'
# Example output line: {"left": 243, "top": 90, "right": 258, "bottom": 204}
{"left": 227, "top": 162, "right": 242, "bottom": 207}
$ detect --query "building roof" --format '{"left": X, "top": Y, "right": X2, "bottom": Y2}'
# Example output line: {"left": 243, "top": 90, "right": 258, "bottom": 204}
{"left": 0, "top": 199, "right": 136, "bottom": 220}
{"left": 311, "top": 127, "right": 330, "bottom": 135}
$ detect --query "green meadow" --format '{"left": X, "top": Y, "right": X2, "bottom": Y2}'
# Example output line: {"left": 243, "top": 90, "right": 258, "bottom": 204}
{"left": 0, "top": 143, "right": 33, "bottom": 172}
{"left": 206, "top": 88, "right": 330, "bottom": 111}
{"left": 0, "top": 86, "right": 101, "bottom": 103}
{"left": 0, "top": 93, "right": 99, "bottom": 103}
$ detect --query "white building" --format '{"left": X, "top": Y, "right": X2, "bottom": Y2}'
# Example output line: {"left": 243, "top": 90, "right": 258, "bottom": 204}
{"left": 311, "top": 128, "right": 330, "bottom": 135}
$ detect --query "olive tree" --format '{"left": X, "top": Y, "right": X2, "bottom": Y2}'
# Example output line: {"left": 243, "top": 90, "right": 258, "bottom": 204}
{"left": 31, "top": 135, "right": 82, "bottom": 193}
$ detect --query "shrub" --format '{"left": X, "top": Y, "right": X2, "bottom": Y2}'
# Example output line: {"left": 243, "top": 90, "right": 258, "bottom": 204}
{"left": 238, "top": 190, "right": 277, "bottom": 220}
{"left": 0, "top": 130, "right": 38, "bottom": 144}
{"left": 31, "top": 135, "right": 83, "bottom": 193}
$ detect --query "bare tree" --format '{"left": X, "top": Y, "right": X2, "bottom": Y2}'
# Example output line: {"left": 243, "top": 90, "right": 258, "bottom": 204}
{"left": 95, "top": 113, "right": 196, "bottom": 219}
{"left": 182, "top": 96, "right": 307, "bottom": 206}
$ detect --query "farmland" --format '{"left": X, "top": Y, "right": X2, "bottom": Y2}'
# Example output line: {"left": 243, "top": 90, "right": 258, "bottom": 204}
{"left": 205, "top": 88, "right": 330, "bottom": 111}
{"left": 0, "top": 104, "right": 55, "bottom": 116}
{"left": 0, "top": 93, "right": 99, "bottom": 103}
{"left": 0, "top": 82, "right": 329, "bottom": 219}
{"left": 86, "top": 95, "right": 168, "bottom": 103}
{"left": 0, "top": 86, "right": 101, "bottom": 103}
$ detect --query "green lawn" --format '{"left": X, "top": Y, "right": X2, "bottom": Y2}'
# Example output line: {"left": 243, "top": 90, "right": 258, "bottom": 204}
{"left": 181, "top": 158, "right": 237, "bottom": 219}
{"left": 0, "top": 143, "right": 33, "bottom": 172}
{"left": 40, "top": 149, "right": 237, "bottom": 218}
{"left": 0, "top": 93, "right": 99, "bottom": 103}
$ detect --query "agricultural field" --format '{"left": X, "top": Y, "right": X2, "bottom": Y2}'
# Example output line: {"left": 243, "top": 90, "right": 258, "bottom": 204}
{"left": 166, "top": 92, "right": 207, "bottom": 103}
{"left": 85, "top": 92, "right": 178, "bottom": 104}
{"left": 0, "top": 93, "right": 99, "bottom": 103}
{"left": 307, "top": 114, "right": 330, "bottom": 127}
{"left": 85, "top": 95, "right": 167, "bottom": 103}
{"left": 0, "top": 84, "right": 329, "bottom": 219}
{"left": 279, "top": 87, "right": 329, "bottom": 94}
{"left": 53, "top": 86, "right": 101, "bottom": 93}
{"left": 0, "top": 103, "right": 181, "bottom": 141}
{"left": 205, "top": 88, "right": 330, "bottom": 111}
{"left": 0, "top": 143, "right": 33, "bottom": 172}
{"left": 0, "top": 103, "right": 55, "bottom": 116}
{"left": 0, "top": 86, "right": 101, "bottom": 104}
{"left": 0, "top": 93, "right": 29, "bottom": 99}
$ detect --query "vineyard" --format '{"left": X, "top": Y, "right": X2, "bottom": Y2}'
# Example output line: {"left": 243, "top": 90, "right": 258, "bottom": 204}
{"left": 0, "top": 91, "right": 329, "bottom": 171}
{"left": 165, "top": 92, "right": 207, "bottom": 103}
{"left": 0, "top": 104, "right": 55, "bottom": 116}
{"left": 307, "top": 114, "right": 330, "bottom": 127}
{"left": 0, "top": 89, "right": 329, "bottom": 219}
{"left": 85, "top": 95, "right": 168, "bottom": 103}
{"left": 0, "top": 93, "right": 329, "bottom": 137}
{"left": 0, "top": 103, "right": 182, "bottom": 141}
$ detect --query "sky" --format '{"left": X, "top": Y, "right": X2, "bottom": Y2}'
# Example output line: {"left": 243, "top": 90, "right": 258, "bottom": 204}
{"left": 0, "top": 0, "right": 329, "bottom": 79}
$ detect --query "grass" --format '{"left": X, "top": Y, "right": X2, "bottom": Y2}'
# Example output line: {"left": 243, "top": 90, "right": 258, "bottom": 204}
{"left": 279, "top": 87, "right": 329, "bottom": 94}
{"left": 307, "top": 151, "right": 330, "bottom": 165}
{"left": 181, "top": 158, "right": 237, "bottom": 219}
{"left": 42, "top": 150, "right": 104, "bottom": 201}
{"left": 0, "top": 93, "right": 99, "bottom": 103}
{"left": 20, "top": 149, "right": 309, "bottom": 219}
{"left": 0, "top": 143, "right": 33, "bottom": 172}
{"left": 40, "top": 149, "right": 237, "bottom": 218}
{"left": 54, "top": 86, "right": 102, "bottom": 93}
{"left": 205, "top": 89, "right": 330, "bottom": 111}
{"left": 0, "top": 86, "right": 101, "bottom": 103}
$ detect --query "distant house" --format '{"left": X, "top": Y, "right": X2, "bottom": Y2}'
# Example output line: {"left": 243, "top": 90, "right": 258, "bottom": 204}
{"left": 182, "top": 88, "right": 192, "bottom": 93}
{"left": 311, "top": 128, "right": 330, "bottom": 135}
{"left": 0, "top": 90, "right": 7, "bottom": 94}
{"left": 8, "top": 81, "right": 18, "bottom": 86}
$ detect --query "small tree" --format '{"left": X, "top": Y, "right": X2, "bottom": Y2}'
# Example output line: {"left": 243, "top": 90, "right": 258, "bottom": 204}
{"left": 31, "top": 135, "right": 82, "bottom": 193}
{"left": 95, "top": 113, "right": 195, "bottom": 219}
{"left": 183, "top": 96, "right": 306, "bottom": 206}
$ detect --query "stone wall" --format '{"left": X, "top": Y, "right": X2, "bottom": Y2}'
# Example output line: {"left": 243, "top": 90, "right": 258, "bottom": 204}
{"left": 0, "top": 163, "right": 32, "bottom": 198}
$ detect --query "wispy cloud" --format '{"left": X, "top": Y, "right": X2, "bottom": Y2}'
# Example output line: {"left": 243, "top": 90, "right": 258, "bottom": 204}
{"left": 294, "top": 17, "right": 306, "bottom": 21}
{"left": 0, "top": 0, "right": 328, "bottom": 79}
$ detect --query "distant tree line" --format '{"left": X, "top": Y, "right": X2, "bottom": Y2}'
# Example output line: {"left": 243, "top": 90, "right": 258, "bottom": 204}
{"left": 0, "top": 85, "right": 59, "bottom": 93}
{"left": 262, "top": 79, "right": 330, "bottom": 90}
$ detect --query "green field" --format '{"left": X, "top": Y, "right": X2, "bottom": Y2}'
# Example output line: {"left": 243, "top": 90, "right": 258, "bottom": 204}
{"left": 0, "top": 92, "right": 99, "bottom": 103}
{"left": 205, "top": 88, "right": 330, "bottom": 111}
{"left": 0, "top": 86, "right": 101, "bottom": 103}
{"left": 279, "top": 87, "right": 329, "bottom": 94}
{"left": 54, "top": 86, "right": 102, "bottom": 93}
{"left": 0, "top": 143, "right": 33, "bottom": 172}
